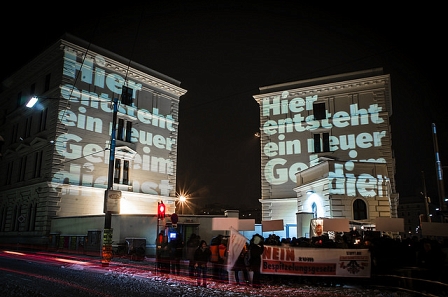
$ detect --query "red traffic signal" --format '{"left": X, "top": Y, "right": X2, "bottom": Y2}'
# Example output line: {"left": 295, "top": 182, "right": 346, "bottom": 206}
{"left": 158, "top": 201, "right": 165, "bottom": 219}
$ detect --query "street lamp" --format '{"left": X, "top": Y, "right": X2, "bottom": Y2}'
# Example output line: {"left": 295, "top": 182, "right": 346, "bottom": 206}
{"left": 177, "top": 195, "right": 187, "bottom": 214}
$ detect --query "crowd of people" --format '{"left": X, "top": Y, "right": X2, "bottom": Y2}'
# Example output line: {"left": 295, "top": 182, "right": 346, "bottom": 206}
{"left": 156, "top": 231, "right": 266, "bottom": 288}
{"left": 156, "top": 229, "right": 447, "bottom": 287}
{"left": 263, "top": 230, "right": 447, "bottom": 282}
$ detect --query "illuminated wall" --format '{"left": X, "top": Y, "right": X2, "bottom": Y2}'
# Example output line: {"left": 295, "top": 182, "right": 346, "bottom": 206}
{"left": 0, "top": 35, "right": 187, "bottom": 246}
{"left": 254, "top": 70, "right": 396, "bottom": 224}
{"left": 49, "top": 41, "right": 187, "bottom": 216}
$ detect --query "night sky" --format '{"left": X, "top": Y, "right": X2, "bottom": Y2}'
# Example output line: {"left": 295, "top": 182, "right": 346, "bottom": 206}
{"left": 1, "top": 2, "right": 446, "bottom": 210}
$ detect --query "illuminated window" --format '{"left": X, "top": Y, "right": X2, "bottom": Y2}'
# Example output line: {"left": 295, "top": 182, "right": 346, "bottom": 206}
{"left": 117, "top": 118, "right": 132, "bottom": 142}
{"left": 114, "top": 158, "right": 130, "bottom": 185}
{"left": 353, "top": 199, "right": 367, "bottom": 220}
{"left": 313, "top": 102, "right": 326, "bottom": 120}
{"left": 123, "top": 160, "right": 129, "bottom": 184}
{"left": 313, "top": 132, "right": 330, "bottom": 153}
{"left": 114, "top": 159, "right": 121, "bottom": 184}
{"left": 312, "top": 202, "right": 317, "bottom": 218}
{"left": 121, "top": 85, "right": 133, "bottom": 106}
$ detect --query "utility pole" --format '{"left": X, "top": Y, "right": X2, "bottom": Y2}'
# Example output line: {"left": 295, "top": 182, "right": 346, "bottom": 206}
{"left": 102, "top": 97, "right": 119, "bottom": 266}
{"left": 422, "top": 171, "right": 431, "bottom": 223}
{"left": 432, "top": 123, "right": 447, "bottom": 222}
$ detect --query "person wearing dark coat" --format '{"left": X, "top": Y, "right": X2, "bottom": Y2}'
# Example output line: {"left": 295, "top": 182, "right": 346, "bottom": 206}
{"left": 194, "top": 240, "right": 211, "bottom": 287}
{"left": 186, "top": 233, "right": 200, "bottom": 277}
{"left": 157, "top": 234, "right": 170, "bottom": 274}
{"left": 169, "top": 233, "right": 184, "bottom": 275}
{"left": 232, "top": 243, "right": 249, "bottom": 285}
{"left": 249, "top": 234, "right": 265, "bottom": 288}
{"left": 209, "top": 234, "right": 223, "bottom": 281}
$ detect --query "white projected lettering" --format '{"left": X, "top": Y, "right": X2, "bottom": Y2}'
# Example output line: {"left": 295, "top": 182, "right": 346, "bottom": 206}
{"left": 261, "top": 91, "right": 389, "bottom": 198}
{"left": 51, "top": 47, "right": 176, "bottom": 196}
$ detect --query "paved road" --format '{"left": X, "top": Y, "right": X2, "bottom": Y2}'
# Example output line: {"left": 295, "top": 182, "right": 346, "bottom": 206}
{"left": 0, "top": 249, "right": 411, "bottom": 297}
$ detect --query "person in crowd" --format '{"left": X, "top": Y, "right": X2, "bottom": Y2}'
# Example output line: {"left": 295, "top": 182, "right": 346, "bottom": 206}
{"left": 157, "top": 232, "right": 170, "bottom": 274}
{"left": 349, "top": 227, "right": 361, "bottom": 246}
{"left": 186, "top": 233, "right": 200, "bottom": 277}
{"left": 232, "top": 242, "right": 249, "bottom": 285}
{"left": 218, "top": 236, "right": 228, "bottom": 281}
{"left": 417, "top": 238, "right": 446, "bottom": 281}
{"left": 155, "top": 231, "right": 165, "bottom": 272}
{"left": 249, "top": 234, "right": 265, "bottom": 288}
{"left": 194, "top": 240, "right": 211, "bottom": 287}
{"left": 169, "top": 232, "right": 184, "bottom": 275}
{"left": 209, "top": 234, "right": 223, "bottom": 281}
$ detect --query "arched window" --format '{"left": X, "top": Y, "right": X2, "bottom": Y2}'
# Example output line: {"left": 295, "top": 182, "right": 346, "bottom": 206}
{"left": 353, "top": 199, "right": 367, "bottom": 220}
{"left": 312, "top": 202, "right": 317, "bottom": 219}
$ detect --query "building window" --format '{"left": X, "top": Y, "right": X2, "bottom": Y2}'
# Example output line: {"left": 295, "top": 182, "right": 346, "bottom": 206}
{"left": 353, "top": 199, "right": 367, "bottom": 220}
{"left": 117, "top": 118, "right": 132, "bottom": 142}
{"left": 33, "top": 151, "right": 43, "bottom": 178}
{"left": 30, "top": 83, "right": 36, "bottom": 97}
{"left": 38, "top": 108, "right": 48, "bottom": 132}
{"left": 5, "top": 162, "right": 13, "bottom": 185}
{"left": 27, "top": 203, "right": 36, "bottom": 231}
{"left": 13, "top": 205, "right": 22, "bottom": 231}
{"left": 18, "top": 156, "right": 27, "bottom": 182}
{"left": 44, "top": 73, "right": 51, "bottom": 92}
{"left": 121, "top": 85, "right": 133, "bottom": 106}
{"left": 313, "top": 132, "right": 330, "bottom": 153}
{"left": 11, "top": 123, "right": 19, "bottom": 144}
{"left": 16, "top": 91, "right": 22, "bottom": 108}
{"left": 0, "top": 206, "right": 6, "bottom": 231}
{"left": 24, "top": 117, "right": 32, "bottom": 139}
{"left": 123, "top": 160, "right": 129, "bottom": 184}
{"left": 114, "top": 158, "right": 130, "bottom": 185}
{"left": 312, "top": 202, "right": 317, "bottom": 219}
{"left": 114, "top": 159, "right": 121, "bottom": 184}
{"left": 313, "top": 102, "right": 326, "bottom": 120}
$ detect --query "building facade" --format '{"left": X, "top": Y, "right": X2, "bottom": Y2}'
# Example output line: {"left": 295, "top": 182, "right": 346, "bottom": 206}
{"left": 0, "top": 34, "right": 186, "bottom": 248}
{"left": 0, "top": 35, "right": 403, "bottom": 255}
{"left": 253, "top": 69, "right": 399, "bottom": 237}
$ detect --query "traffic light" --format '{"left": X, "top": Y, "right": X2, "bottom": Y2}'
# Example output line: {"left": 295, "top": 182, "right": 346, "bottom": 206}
{"left": 158, "top": 201, "right": 165, "bottom": 219}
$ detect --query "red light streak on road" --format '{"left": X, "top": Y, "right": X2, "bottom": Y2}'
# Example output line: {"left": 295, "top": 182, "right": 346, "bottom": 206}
{"left": 2, "top": 250, "right": 93, "bottom": 266}
{"left": 0, "top": 264, "right": 113, "bottom": 297}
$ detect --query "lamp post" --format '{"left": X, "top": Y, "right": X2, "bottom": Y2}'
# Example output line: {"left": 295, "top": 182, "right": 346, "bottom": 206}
{"left": 432, "top": 123, "right": 447, "bottom": 222}
{"left": 27, "top": 95, "right": 119, "bottom": 266}
{"left": 101, "top": 97, "right": 119, "bottom": 266}
{"left": 421, "top": 171, "right": 431, "bottom": 223}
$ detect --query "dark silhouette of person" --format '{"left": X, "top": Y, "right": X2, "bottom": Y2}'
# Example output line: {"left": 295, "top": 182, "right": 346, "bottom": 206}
{"left": 194, "top": 240, "right": 211, "bottom": 287}
{"left": 417, "top": 239, "right": 446, "bottom": 281}
{"left": 232, "top": 242, "right": 249, "bottom": 285}
{"left": 186, "top": 233, "right": 200, "bottom": 277}
{"left": 157, "top": 233, "right": 170, "bottom": 274}
{"left": 169, "top": 233, "right": 184, "bottom": 275}
{"left": 249, "top": 234, "right": 265, "bottom": 288}
{"left": 209, "top": 234, "right": 223, "bottom": 281}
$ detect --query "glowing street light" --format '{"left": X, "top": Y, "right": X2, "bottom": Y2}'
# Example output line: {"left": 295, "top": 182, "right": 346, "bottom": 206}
{"left": 177, "top": 194, "right": 187, "bottom": 214}
{"left": 26, "top": 96, "right": 39, "bottom": 108}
